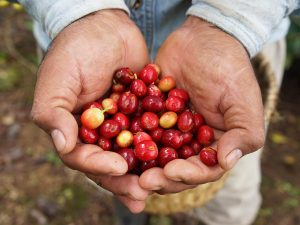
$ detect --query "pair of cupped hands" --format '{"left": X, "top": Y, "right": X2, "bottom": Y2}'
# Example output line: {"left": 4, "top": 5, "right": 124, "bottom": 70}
{"left": 31, "top": 10, "right": 265, "bottom": 212}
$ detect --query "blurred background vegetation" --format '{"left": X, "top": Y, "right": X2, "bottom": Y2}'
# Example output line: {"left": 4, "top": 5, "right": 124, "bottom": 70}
{"left": 0, "top": 4, "right": 300, "bottom": 225}
{"left": 286, "top": 17, "right": 300, "bottom": 68}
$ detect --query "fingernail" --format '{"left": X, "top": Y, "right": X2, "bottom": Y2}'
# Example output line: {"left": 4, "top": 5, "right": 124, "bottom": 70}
{"left": 51, "top": 129, "right": 66, "bottom": 152}
{"left": 151, "top": 186, "right": 162, "bottom": 191}
{"left": 226, "top": 149, "right": 243, "bottom": 170}
{"left": 110, "top": 172, "right": 126, "bottom": 176}
{"left": 168, "top": 176, "right": 182, "bottom": 182}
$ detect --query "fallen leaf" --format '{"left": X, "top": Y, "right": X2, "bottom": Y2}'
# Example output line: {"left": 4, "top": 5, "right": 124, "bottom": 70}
{"left": 270, "top": 132, "right": 289, "bottom": 144}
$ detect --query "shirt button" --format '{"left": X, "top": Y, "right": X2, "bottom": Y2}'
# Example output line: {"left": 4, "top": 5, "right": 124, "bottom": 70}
{"left": 130, "top": 0, "right": 143, "bottom": 10}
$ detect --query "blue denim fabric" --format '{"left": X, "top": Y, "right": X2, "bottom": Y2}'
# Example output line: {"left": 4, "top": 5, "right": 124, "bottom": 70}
{"left": 124, "top": 0, "right": 190, "bottom": 60}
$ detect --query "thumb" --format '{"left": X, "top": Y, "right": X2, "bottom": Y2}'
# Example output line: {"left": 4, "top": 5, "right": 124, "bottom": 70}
{"left": 31, "top": 49, "right": 81, "bottom": 155}
{"left": 217, "top": 127, "right": 265, "bottom": 170}
{"left": 31, "top": 105, "right": 78, "bottom": 155}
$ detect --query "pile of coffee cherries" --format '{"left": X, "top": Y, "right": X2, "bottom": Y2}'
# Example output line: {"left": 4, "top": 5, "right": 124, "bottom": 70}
{"left": 79, "top": 64, "right": 218, "bottom": 174}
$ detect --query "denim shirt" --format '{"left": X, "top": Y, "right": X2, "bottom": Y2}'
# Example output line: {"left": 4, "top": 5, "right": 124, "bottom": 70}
{"left": 20, "top": 0, "right": 299, "bottom": 58}
{"left": 125, "top": 0, "right": 191, "bottom": 60}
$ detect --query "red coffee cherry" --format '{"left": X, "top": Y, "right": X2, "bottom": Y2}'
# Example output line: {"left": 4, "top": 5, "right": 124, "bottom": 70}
{"left": 79, "top": 126, "right": 99, "bottom": 144}
{"left": 147, "top": 84, "right": 163, "bottom": 98}
{"left": 178, "top": 145, "right": 195, "bottom": 159}
{"left": 190, "top": 139, "right": 202, "bottom": 154}
{"left": 139, "top": 65, "right": 158, "bottom": 85}
{"left": 200, "top": 147, "right": 218, "bottom": 167}
{"left": 133, "top": 132, "right": 152, "bottom": 146}
{"left": 181, "top": 132, "right": 193, "bottom": 145}
{"left": 99, "top": 119, "right": 121, "bottom": 139}
{"left": 168, "top": 88, "right": 189, "bottom": 102}
{"left": 149, "top": 127, "right": 164, "bottom": 143}
{"left": 197, "top": 125, "right": 214, "bottom": 146}
{"left": 158, "top": 147, "right": 178, "bottom": 168}
{"left": 130, "top": 117, "right": 144, "bottom": 134}
{"left": 112, "top": 83, "right": 126, "bottom": 93}
{"left": 147, "top": 63, "right": 161, "bottom": 75}
{"left": 177, "top": 111, "right": 194, "bottom": 132}
{"left": 82, "top": 101, "right": 103, "bottom": 111}
{"left": 165, "top": 96, "right": 185, "bottom": 113}
{"left": 98, "top": 137, "right": 112, "bottom": 151}
{"left": 113, "top": 67, "right": 135, "bottom": 85}
{"left": 141, "top": 112, "right": 159, "bottom": 131}
{"left": 113, "top": 112, "right": 130, "bottom": 131}
{"left": 134, "top": 140, "right": 158, "bottom": 161}
{"left": 118, "top": 148, "right": 138, "bottom": 171}
{"left": 140, "top": 159, "right": 158, "bottom": 172}
{"left": 192, "top": 113, "right": 205, "bottom": 133}
{"left": 130, "top": 79, "right": 147, "bottom": 98}
{"left": 142, "top": 96, "right": 164, "bottom": 113}
{"left": 118, "top": 92, "right": 138, "bottom": 114}
{"left": 161, "top": 129, "right": 183, "bottom": 149}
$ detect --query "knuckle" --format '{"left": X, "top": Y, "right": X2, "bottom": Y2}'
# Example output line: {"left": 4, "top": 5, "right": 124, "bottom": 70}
{"left": 182, "top": 170, "right": 201, "bottom": 185}
{"left": 248, "top": 126, "right": 265, "bottom": 150}
{"left": 30, "top": 107, "right": 40, "bottom": 124}
{"left": 211, "top": 172, "right": 225, "bottom": 183}
{"left": 30, "top": 105, "right": 48, "bottom": 127}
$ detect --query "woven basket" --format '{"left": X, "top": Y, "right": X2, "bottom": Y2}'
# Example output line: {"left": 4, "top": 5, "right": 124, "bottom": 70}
{"left": 144, "top": 53, "right": 279, "bottom": 215}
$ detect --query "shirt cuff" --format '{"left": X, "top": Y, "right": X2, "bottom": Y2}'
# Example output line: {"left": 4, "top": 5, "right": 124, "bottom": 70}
{"left": 19, "top": 0, "right": 129, "bottom": 39}
{"left": 186, "top": 1, "right": 289, "bottom": 57}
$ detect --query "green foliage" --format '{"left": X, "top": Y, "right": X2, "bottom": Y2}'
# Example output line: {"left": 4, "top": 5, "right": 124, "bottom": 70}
{"left": 24, "top": 20, "right": 33, "bottom": 31}
{"left": 258, "top": 207, "right": 273, "bottom": 218}
{"left": 0, "top": 67, "right": 22, "bottom": 91}
{"left": 57, "top": 184, "right": 89, "bottom": 214}
{"left": 286, "top": 17, "right": 300, "bottom": 68}
{"left": 277, "top": 181, "right": 300, "bottom": 197}
{"left": 277, "top": 181, "right": 300, "bottom": 209}
{"left": 0, "top": 52, "right": 8, "bottom": 64}
{"left": 45, "top": 150, "right": 62, "bottom": 166}
{"left": 283, "top": 198, "right": 299, "bottom": 208}
{"left": 149, "top": 215, "right": 172, "bottom": 225}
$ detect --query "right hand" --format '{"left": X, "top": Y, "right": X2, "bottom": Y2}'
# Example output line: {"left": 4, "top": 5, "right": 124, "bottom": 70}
{"left": 31, "top": 9, "right": 150, "bottom": 213}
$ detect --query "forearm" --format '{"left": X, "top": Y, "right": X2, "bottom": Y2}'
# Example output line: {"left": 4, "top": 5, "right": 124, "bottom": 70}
{"left": 18, "top": 0, "right": 129, "bottom": 39}
{"left": 187, "top": 0, "right": 300, "bottom": 57}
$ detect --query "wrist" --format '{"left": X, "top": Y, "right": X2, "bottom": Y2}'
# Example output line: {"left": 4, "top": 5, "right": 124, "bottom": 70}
{"left": 182, "top": 16, "right": 249, "bottom": 58}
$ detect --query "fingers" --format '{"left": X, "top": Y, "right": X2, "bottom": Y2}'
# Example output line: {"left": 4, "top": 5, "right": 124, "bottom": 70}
{"left": 217, "top": 127, "right": 264, "bottom": 170}
{"left": 62, "top": 144, "right": 128, "bottom": 175}
{"left": 31, "top": 106, "right": 79, "bottom": 155}
{"left": 139, "top": 167, "right": 196, "bottom": 194}
{"left": 87, "top": 173, "right": 149, "bottom": 213}
{"left": 117, "top": 196, "right": 146, "bottom": 214}
{"left": 87, "top": 173, "right": 149, "bottom": 201}
{"left": 218, "top": 71, "right": 265, "bottom": 170}
{"left": 164, "top": 157, "right": 225, "bottom": 185}
{"left": 30, "top": 47, "right": 83, "bottom": 155}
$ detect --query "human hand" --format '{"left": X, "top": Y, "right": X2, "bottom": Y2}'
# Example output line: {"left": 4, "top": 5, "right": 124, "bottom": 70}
{"left": 139, "top": 16, "right": 265, "bottom": 194}
{"left": 31, "top": 9, "right": 150, "bottom": 212}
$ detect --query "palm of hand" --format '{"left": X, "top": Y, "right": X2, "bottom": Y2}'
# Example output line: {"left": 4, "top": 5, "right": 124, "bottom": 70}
{"left": 31, "top": 10, "right": 150, "bottom": 213}
{"left": 138, "top": 17, "right": 265, "bottom": 194}
{"left": 38, "top": 10, "right": 149, "bottom": 112}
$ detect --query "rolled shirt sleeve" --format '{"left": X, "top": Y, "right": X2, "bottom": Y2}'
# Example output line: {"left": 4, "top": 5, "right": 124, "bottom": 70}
{"left": 187, "top": 0, "right": 300, "bottom": 57}
{"left": 18, "top": 0, "right": 129, "bottom": 39}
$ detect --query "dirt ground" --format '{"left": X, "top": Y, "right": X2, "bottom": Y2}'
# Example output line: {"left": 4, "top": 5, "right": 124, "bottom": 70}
{"left": 0, "top": 8, "right": 299, "bottom": 225}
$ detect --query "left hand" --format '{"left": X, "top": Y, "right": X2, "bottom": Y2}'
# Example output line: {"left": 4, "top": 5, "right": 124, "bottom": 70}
{"left": 139, "top": 16, "right": 265, "bottom": 194}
